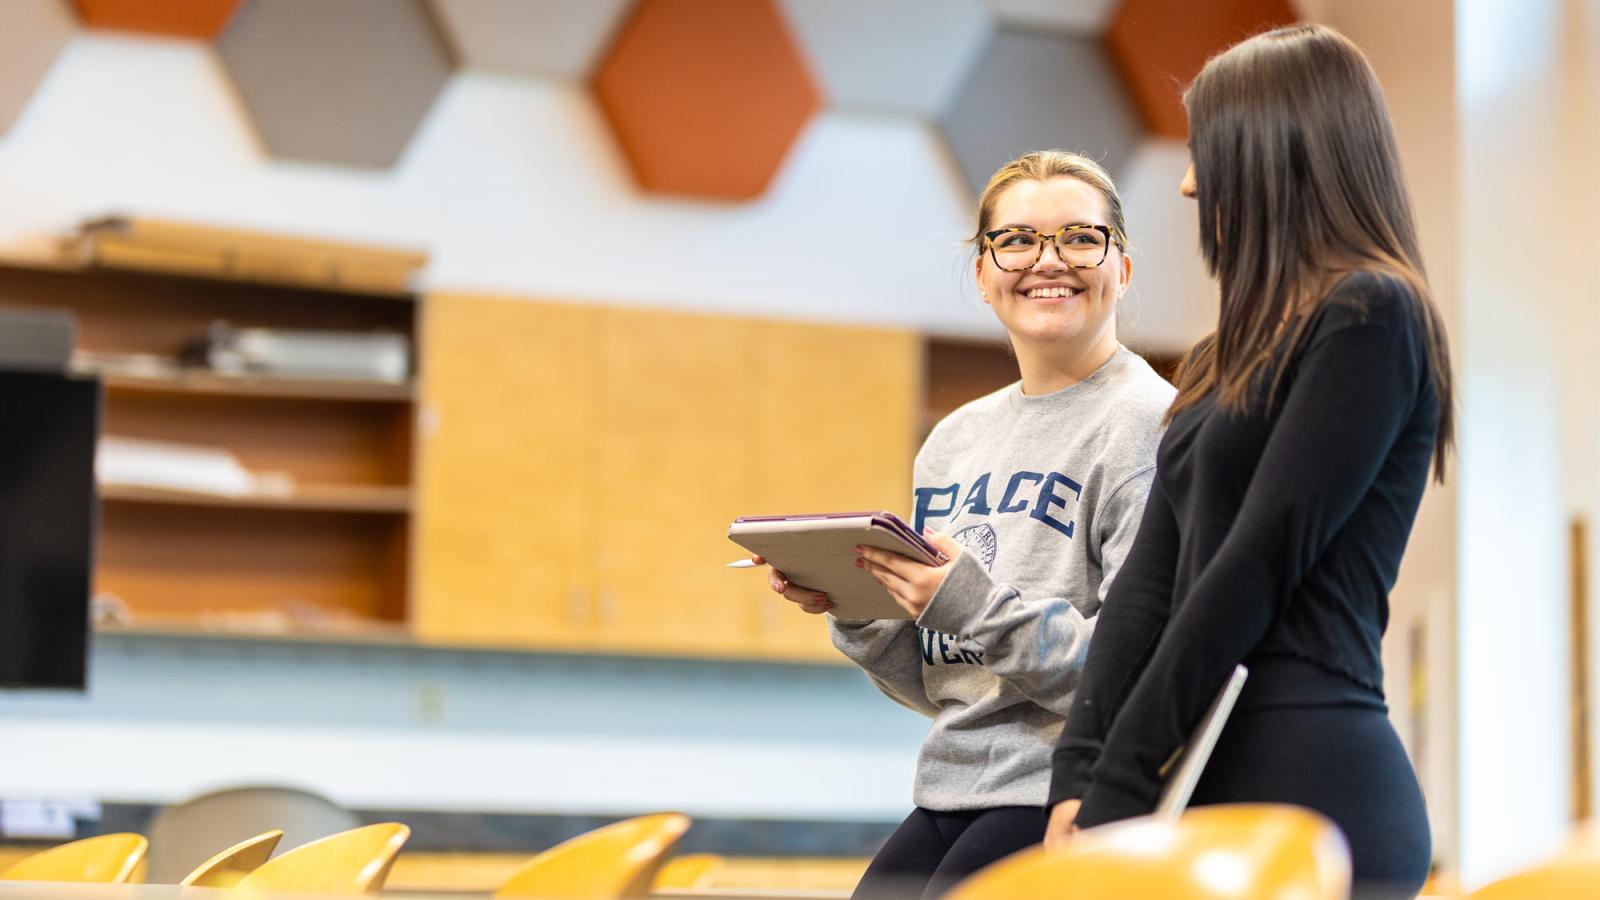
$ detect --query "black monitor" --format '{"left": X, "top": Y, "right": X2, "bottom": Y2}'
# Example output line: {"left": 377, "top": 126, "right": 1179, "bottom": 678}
{"left": 0, "top": 368, "right": 100, "bottom": 689}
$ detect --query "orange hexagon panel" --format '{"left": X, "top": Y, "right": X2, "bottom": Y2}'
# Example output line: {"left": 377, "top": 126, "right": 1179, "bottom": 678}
{"left": 72, "top": 0, "right": 241, "bottom": 38}
{"left": 1107, "top": 0, "right": 1299, "bottom": 138}
{"left": 591, "top": 0, "right": 821, "bottom": 200}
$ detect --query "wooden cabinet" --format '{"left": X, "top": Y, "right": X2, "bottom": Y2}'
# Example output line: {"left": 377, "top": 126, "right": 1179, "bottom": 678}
{"left": 0, "top": 257, "right": 965, "bottom": 662}
{"left": 411, "top": 295, "right": 596, "bottom": 649}
{"left": 0, "top": 260, "right": 418, "bottom": 630}
{"left": 590, "top": 308, "right": 762, "bottom": 657}
{"left": 413, "top": 296, "right": 919, "bottom": 662}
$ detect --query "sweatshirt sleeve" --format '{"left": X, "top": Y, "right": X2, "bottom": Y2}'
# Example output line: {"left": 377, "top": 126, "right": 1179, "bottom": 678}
{"left": 828, "top": 618, "right": 940, "bottom": 718}
{"left": 1048, "top": 474, "right": 1180, "bottom": 805}
{"left": 1074, "top": 314, "right": 1425, "bottom": 827}
{"left": 915, "top": 464, "right": 1158, "bottom": 720}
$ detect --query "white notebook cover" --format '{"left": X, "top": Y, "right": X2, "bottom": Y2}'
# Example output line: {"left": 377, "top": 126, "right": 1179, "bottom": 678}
{"left": 728, "top": 512, "right": 943, "bottom": 620}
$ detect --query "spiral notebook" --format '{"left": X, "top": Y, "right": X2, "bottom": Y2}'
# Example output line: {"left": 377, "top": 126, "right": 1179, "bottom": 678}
{"left": 727, "top": 511, "right": 945, "bottom": 620}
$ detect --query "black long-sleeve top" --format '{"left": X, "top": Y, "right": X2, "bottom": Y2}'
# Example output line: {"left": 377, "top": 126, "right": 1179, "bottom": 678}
{"left": 1048, "top": 271, "right": 1442, "bottom": 827}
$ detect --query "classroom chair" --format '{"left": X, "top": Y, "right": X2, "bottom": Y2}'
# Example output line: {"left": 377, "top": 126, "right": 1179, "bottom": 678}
{"left": 145, "top": 784, "right": 359, "bottom": 884}
{"left": 1467, "top": 818, "right": 1599, "bottom": 899}
{"left": 0, "top": 833, "right": 148, "bottom": 883}
{"left": 231, "top": 822, "right": 409, "bottom": 895}
{"left": 653, "top": 852, "right": 726, "bottom": 890}
{"left": 946, "top": 803, "right": 1350, "bottom": 900}
{"left": 494, "top": 812, "right": 692, "bottom": 898}
{"left": 177, "top": 829, "right": 283, "bottom": 887}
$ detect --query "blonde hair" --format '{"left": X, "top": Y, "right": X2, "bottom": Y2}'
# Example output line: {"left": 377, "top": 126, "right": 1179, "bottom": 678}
{"left": 969, "top": 150, "right": 1129, "bottom": 256}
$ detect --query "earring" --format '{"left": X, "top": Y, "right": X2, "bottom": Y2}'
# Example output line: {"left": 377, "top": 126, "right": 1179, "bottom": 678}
{"left": 980, "top": 290, "right": 988, "bottom": 300}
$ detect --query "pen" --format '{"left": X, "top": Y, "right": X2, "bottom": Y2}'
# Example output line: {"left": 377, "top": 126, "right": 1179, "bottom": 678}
{"left": 725, "top": 559, "right": 760, "bottom": 568}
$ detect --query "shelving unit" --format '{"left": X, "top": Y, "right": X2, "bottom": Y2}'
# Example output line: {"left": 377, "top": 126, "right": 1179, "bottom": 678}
{"left": 0, "top": 256, "right": 420, "bottom": 630}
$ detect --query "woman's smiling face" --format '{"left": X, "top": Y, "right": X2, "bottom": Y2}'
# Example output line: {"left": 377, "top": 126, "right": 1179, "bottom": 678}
{"left": 976, "top": 176, "right": 1130, "bottom": 352}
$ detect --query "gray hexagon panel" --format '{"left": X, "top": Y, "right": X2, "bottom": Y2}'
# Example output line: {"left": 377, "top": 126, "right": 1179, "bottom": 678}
{"left": 429, "top": 0, "right": 632, "bottom": 78}
{"left": 938, "top": 27, "right": 1143, "bottom": 195}
{"left": 777, "top": 0, "right": 990, "bottom": 116}
{"left": 0, "top": 0, "right": 74, "bottom": 135}
{"left": 984, "top": 0, "right": 1120, "bottom": 33}
{"left": 217, "top": 0, "right": 454, "bottom": 168}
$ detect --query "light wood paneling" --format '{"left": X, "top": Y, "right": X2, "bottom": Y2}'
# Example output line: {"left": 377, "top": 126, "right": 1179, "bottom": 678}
{"left": 749, "top": 321, "right": 920, "bottom": 661}
{"left": 591, "top": 307, "right": 759, "bottom": 656}
{"left": 412, "top": 294, "right": 597, "bottom": 648}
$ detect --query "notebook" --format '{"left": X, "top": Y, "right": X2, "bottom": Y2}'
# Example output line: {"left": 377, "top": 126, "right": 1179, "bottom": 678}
{"left": 1153, "top": 663, "right": 1250, "bottom": 820}
{"left": 727, "top": 511, "right": 945, "bottom": 620}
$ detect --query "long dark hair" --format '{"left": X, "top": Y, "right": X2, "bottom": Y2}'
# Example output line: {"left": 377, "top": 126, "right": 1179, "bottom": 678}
{"left": 1170, "top": 24, "right": 1455, "bottom": 481}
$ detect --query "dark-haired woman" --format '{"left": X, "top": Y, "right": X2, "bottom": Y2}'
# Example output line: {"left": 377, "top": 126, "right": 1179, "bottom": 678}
{"left": 1043, "top": 24, "right": 1453, "bottom": 899}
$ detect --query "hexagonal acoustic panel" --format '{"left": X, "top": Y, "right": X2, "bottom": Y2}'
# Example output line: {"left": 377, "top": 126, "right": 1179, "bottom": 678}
{"left": 0, "top": 0, "right": 74, "bottom": 135}
{"left": 429, "top": 0, "right": 631, "bottom": 78}
{"left": 776, "top": 0, "right": 989, "bottom": 117}
{"left": 72, "top": 0, "right": 240, "bottom": 38}
{"left": 984, "top": 0, "right": 1120, "bottom": 33}
{"left": 217, "top": 0, "right": 454, "bottom": 168}
{"left": 591, "top": 0, "right": 821, "bottom": 200}
{"left": 938, "top": 27, "right": 1142, "bottom": 195}
{"left": 1108, "top": 0, "right": 1299, "bottom": 138}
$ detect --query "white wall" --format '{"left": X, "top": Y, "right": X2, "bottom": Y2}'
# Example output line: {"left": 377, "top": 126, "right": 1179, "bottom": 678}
{"left": 0, "top": 634, "right": 929, "bottom": 821}
{"left": 1454, "top": 0, "right": 1599, "bottom": 885}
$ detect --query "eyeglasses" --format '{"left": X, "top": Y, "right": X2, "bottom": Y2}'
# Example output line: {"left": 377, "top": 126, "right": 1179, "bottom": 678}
{"left": 982, "top": 225, "right": 1122, "bottom": 272}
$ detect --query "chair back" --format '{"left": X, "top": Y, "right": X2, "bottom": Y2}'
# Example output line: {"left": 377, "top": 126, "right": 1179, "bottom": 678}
{"left": 0, "top": 833, "right": 148, "bottom": 883}
{"left": 948, "top": 803, "right": 1350, "bottom": 900}
{"left": 179, "top": 829, "right": 283, "bottom": 887}
{"left": 233, "top": 822, "right": 409, "bottom": 895}
{"left": 146, "top": 784, "right": 359, "bottom": 884}
{"left": 654, "top": 853, "right": 725, "bottom": 889}
{"left": 494, "top": 812, "right": 692, "bottom": 898}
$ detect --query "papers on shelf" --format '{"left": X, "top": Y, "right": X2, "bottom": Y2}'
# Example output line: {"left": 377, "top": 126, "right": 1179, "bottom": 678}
{"left": 96, "top": 435, "right": 262, "bottom": 497}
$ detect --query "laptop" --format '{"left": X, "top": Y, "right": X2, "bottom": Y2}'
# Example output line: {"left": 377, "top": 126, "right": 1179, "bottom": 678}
{"left": 1153, "top": 663, "right": 1250, "bottom": 820}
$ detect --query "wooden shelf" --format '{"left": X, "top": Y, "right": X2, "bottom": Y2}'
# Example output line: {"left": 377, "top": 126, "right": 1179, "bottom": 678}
{"left": 94, "top": 613, "right": 415, "bottom": 647}
{"left": 96, "top": 368, "right": 414, "bottom": 402}
{"left": 99, "top": 483, "right": 411, "bottom": 514}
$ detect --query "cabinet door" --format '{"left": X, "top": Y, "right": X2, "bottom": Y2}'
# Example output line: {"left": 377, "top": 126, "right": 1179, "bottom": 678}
{"left": 413, "top": 294, "right": 596, "bottom": 648}
{"left": 590, "top": 307, "right": 759, "bottom": 657}
{"left": 749, "top": 321, "right": 920, "bottom": 661}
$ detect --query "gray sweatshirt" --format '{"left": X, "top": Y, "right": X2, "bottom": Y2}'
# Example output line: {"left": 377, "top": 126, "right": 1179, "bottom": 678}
{"left": 830, "top": 346, "right": 1175, "bottom": 810}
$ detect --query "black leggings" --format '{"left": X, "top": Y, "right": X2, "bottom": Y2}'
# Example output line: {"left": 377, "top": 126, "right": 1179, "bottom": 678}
{"left": 1190, "top": 657, "right": 1432, "bottom": 900}
{"left": 853, "top": 806, "right": 1044, "bottom": 900}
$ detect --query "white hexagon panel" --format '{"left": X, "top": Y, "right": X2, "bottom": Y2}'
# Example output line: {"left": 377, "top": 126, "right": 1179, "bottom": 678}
{"left": 429, "top": 0, "right": 632, "bottom": 79}
{"left": 938, "top": 26, "right": 1143, "bottom": 195}
{"left": 217, "top": 0, "right": 454, "bottom": 168}
{"left": 0, "top": 0, "right": 75, "bottom": 135}
{"left": 776, "top": 0, "right": 990, "bottom": 117}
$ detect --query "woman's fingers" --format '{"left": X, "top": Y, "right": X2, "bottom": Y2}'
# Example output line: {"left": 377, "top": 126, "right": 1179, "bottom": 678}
{"left": 1043, "top": 800, "right": 1082, "bottom": 851}
{"left": 768, "top": 570, "right": 832, "bottom": 614}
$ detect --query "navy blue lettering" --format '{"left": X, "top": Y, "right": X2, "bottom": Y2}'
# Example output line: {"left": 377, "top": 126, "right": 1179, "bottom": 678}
{"left": 998, "top": 471, "right": 1042, "bottom": 514}
{"left": 921, "top": 628, "right": 986, "bottom": 666}
{"left": 1030, "top": 472, "right": 1082, "bottom": 538}
{"left": 913, "top": 484, "right": 959, "bottom": 532}
{"left": 960, "top": 473, "right": 993, "bottom": 516}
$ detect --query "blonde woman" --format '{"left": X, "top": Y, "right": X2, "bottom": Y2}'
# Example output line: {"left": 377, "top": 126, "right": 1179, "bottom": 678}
{"left": 762, "top": 151, "right": 1174, "bottom": 899}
